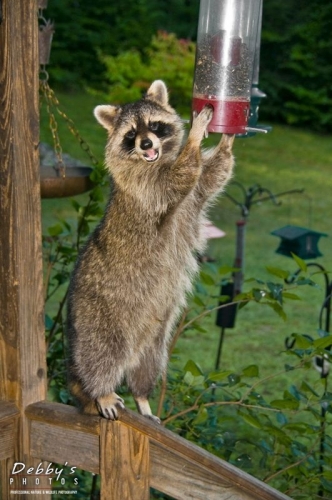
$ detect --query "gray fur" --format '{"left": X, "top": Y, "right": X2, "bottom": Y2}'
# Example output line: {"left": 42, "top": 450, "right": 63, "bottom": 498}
{"left": 67, "top": 80, "right": 235, "bottom": 421}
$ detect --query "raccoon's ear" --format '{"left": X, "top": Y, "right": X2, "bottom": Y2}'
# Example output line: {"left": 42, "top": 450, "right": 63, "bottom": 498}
{"left": 94, "top": 105, "right": 119, "bottom": 131}
{"left": 145, "top": 80, "right": 169, "bottom": 106}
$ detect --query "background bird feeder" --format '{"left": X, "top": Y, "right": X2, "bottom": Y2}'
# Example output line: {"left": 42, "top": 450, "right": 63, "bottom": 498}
{"left": 192, "top": 0, "right": 263, "bottom": 134}
{"left": 240, "top": 0, "right": 271, "bottom": 135}
{"left": 271, "top": 225, "right": 327, "bottom": 260}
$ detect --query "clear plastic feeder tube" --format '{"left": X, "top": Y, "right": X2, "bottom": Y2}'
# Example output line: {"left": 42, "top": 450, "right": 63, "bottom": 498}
{"left": 192, "top": 0, "right": 262, "bottom": 133}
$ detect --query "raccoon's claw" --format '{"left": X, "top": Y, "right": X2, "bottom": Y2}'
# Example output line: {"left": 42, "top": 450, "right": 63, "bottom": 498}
{"left": 202, "top": 104, "right": 214, "bottom": 120}
{"left": 96, "top": 393, "right": 125, "bottom": 420}
{"left": 144, "top": 414, "right": 161, "bottom": 425}
{"left": 196, "top": 105, "right": 214, "bottom": 126}
{"left": 134, "top": 396, "right": 161, "bottom": 423}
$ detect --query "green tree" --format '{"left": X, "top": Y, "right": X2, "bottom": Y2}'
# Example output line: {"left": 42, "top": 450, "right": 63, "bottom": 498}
{"left": 260, "top": 0, "right": 332, "bottom": 131}
{"left": 100, "top": 31, "right": 196, "bottom": 113}
{"left": 45, "top": 0, "right": 157, "bottom": 86}
{"left": 149, "top": 0, "right": 199, "bottom": 40}
{"left": 43, "top": 0, "right": 332, "bottom": 130}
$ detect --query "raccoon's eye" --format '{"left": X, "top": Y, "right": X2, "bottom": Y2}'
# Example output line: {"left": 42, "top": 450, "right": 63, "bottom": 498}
{"left": 149, "top": 121, "right": 160, "bottom": 132}
{"left": 125, "top": 129, "right": 136, "bottom": 140}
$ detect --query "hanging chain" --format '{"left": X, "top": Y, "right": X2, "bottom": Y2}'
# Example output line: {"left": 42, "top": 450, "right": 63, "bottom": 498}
{"left": 38, "top": 1, "right": 99, "bottom": 178}
{"left": 52, "top": 93, "right": 99, "bottom": 167}
{"left": 39, "top": 79, "right": 99, "bottom": 178}
{"left": 40, "top": 79, "right": 66, "bottom": 177}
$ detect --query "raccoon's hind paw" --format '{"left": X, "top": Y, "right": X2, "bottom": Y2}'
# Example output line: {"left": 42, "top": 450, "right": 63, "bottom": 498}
{"left": 96, "top": 393, "right": 125, "bottom": 420}
{"left": 134, "top": 397, "right": 161, "bottom": 424}
{"left": 144, "top": 414, "right": 161, "bottom": 425}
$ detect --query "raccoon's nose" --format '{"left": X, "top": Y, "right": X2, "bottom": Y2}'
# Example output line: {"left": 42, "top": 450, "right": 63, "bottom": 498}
{"left": 140, "top": 138, "right": 153, "bottom": 150}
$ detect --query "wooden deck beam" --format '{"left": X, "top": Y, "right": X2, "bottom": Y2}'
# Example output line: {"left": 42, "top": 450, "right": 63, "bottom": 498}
{"left": 0, "top": 1, "right": 48, "bottom": 497}
{"left": 0, "top": 402, "right": 19, "bottom": 462}
{"left": 26, "top": 401, "right": 291, "bottom": 500}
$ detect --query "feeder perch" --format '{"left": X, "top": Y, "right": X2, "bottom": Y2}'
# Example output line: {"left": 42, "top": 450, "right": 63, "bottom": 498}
{"left": 192, "top": 0, "right": 262, "bottom": 134}
{"left": 271, "top": 225, "right": 327, "bottom": 260}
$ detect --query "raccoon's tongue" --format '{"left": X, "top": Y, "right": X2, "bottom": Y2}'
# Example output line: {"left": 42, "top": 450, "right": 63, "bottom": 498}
{"left": 143, "top": 148, "right": 159, "bottom": 161}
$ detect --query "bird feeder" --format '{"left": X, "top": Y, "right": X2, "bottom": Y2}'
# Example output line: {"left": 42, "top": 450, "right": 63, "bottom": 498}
{"left": 244, "top": 0, "right": 271, "bottom": 134}
{"left": 192, "top": 0, "right": 262, "bottom": 134}
{"left": 216, "top": 282, "right": 238, "bottom": 329}
{"left": 271, "top": 225, "right": 328, "bottom": 260}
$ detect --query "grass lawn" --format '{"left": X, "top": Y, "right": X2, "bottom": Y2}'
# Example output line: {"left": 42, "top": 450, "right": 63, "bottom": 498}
{"left": 41, "top": 88, "right": 332, "bottom": 404}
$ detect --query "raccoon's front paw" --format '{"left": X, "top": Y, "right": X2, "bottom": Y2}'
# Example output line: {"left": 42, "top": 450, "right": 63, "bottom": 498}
{"left": 190, "top": 105, "right": 213, "bottom": 144}
{"left": 220, "top": 133, "right": 235, "bottom": 151}
{"left": 96, "top": 392, "right": 125, "bottom": 420}
{"left": 199, "top": 104, "right": 214, "bottom": 123}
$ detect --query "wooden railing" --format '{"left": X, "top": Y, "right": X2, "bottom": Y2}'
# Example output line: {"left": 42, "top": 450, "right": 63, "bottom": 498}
{"left": 1, "top": 400, "right": 291, "bottom": 500}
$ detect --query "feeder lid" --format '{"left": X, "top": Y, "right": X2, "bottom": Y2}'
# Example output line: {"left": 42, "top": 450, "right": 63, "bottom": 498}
{"left": 271, "top": 225, "right": 327, "bottom": 260}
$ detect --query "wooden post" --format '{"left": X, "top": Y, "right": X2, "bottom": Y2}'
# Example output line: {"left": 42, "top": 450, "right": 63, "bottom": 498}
{"left": 0, "top": 0, "right": 48, "bottom": 498}
{"left": 100, "top": 420, "right": 150, "bottom": 500}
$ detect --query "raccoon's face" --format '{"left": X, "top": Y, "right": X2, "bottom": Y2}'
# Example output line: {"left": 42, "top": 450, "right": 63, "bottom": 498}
{"left": 94, "top": 81, "right": 184, "bottom": 166}
{"left": 119, "top": 102, "right": 181, "bottom": 164}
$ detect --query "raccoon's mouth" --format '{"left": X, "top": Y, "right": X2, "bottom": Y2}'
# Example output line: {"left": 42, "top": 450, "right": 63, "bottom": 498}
{"left": 142, "top": 148, "right": 159, "bottom": 162}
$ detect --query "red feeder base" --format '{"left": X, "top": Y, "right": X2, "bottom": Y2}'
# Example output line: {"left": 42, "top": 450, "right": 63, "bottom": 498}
{"left": 192, "top": 96, "right": 250, "bottom": 134}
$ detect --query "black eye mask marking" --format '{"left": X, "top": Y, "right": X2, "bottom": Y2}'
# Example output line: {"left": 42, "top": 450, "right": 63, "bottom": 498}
{"left": 149, "top": 121, "right": 173, "bottom": 138}
{"left": 121, "top": 121, "right": 175, "bottom": 156}
{"left": 125, "top": 128, "right": 136, "bottom": 140}
{"left": 122, "top": 130, "right": 136, "bottom": 153}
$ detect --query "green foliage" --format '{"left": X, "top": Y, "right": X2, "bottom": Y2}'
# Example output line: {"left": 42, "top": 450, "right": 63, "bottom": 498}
{"left": 156, "top": 262, "right": 332, "bottom": 498}
{"left": 100, "top": 31, "right": 195, "bottom": 113}
{"left": 163, "top": 353, "right": 332, "bottom": 497}
{"left": 148, "top": 0, "right": 199, "bottom": 40}
{"left": 44, "top": 0, "right": 332, "bottom": 131}
{"left": 44, "top": 0, "right": 332, "bottom": 132}
{"left": 44, "top": 0, "right": 199, "bottom": 89}
{"left": 45, "top": 0, "right": 158, "bottom": 88}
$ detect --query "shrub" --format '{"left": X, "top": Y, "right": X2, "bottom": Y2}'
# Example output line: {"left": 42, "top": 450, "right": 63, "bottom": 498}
{"left": 99, "top": 31, "right": 196, "bottom": 114}
{"left": 157, "top": 264, "right": 332, "bottom": 498}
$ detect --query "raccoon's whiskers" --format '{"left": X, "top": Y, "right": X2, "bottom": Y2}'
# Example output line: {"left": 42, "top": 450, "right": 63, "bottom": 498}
{"left": 119, "top": 148, "right": 136, "bottom": 160}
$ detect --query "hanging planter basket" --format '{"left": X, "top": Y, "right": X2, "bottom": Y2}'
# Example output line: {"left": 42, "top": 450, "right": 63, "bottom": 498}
{"left": 38, "top": 5, "right": 98, "bottom": 199}
{"left": 40, "top": 165, "right": 94, "bottom": 199}
{"left": 39, "top": 144, "right": 95, "bottom": 198}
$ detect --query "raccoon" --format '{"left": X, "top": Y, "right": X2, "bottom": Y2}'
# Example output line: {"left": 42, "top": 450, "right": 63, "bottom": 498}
{"left": 67, "top": 80, "right": 234, "bottom": 423}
